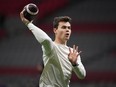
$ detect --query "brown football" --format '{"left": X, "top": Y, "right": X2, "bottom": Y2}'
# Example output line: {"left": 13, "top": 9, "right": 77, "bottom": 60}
{"left": 23, "top": 3, "right": 39, "bottom": 21}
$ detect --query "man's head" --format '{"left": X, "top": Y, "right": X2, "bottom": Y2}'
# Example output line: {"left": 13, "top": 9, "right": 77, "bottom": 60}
{"left": 53, "top": 16, "right": 71, "bottom": 29}
{"left": 53, "top": 16, "right": 72, "bottom": 44}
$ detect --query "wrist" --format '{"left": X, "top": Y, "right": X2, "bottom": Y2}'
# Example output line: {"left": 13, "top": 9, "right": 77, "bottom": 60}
{"left": 25, "top": 21, "right": 30, "bottom": 26}
{"left": 72, "top": 63, "right": 79, "bottom": 67}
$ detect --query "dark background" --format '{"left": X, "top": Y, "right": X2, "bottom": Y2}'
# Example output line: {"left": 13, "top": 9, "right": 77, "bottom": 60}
{"left": 0, "top": 0, "right": 116, "bottom": 87}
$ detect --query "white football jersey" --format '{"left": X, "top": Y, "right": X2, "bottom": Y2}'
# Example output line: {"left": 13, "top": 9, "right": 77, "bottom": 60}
{"left": 27, "top": 23, "right": 86, "bottom": 87}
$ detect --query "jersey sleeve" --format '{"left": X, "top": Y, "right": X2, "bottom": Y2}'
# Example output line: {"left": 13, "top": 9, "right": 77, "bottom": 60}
{"left": 72, "top": 55, "right": 86, "bottom": 79}
{"left": 27, "top": 23, "right": 53, "bottom": 54}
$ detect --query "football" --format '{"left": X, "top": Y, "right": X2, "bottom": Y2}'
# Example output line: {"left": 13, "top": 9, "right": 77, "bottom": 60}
{"left": 23, "top": 3, "right": 39, "bottom": 21}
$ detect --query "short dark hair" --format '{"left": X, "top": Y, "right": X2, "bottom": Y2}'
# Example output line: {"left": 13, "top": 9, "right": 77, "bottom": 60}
{"left": 53, "top": 16, "right": 72, "bottom": 28}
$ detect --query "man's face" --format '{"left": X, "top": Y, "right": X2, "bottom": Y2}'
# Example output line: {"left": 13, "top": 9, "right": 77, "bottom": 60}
{"left": 54, "top": 21, "right": 71, "bottom": 41}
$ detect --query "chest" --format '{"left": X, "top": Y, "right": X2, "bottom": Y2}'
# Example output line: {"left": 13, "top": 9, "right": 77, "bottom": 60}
{"left": 55, "top": 45, "right": 73, "bottom": 74}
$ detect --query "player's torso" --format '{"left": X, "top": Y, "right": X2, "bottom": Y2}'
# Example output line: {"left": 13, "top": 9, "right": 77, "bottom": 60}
{"left": 54, "top": 43, "right": 73, "bottom": 80}
{"left": 40, "top": 43, "right": 72, "bottom": 87}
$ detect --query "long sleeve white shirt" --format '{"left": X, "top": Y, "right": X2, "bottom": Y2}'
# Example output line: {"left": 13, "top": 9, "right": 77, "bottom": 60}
{"left": 27, "top": 23, "right": 86, "bottom": 87}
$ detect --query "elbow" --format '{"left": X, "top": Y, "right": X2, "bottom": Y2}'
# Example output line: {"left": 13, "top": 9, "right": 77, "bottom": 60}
{"left": 78, "top": 71, "right": 86, "bottom": 80}
{"left": 78, "top": 74, "right": 86, "bottom": 79}
{"left": 41, "top": 37, "right": 52, "bottom": 44}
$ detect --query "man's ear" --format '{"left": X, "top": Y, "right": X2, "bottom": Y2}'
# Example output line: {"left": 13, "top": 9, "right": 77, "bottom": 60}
{"left": 53, "top": 28, "right": 57, "bottom": 34}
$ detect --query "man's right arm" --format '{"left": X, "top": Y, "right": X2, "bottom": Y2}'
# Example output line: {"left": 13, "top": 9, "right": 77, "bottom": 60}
{"left": 20, "top": 10, "right": 53, "bottom": 54}
{"left": 27, "top": 23, "right": 51, "bottom": 44}
{"left": 27, "top": 23, "right": 53, "bottom": 54}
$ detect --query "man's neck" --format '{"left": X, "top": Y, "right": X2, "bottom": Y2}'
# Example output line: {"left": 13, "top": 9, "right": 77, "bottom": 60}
{"left": 54, "top": 39, "right": 67, "bottom": 45}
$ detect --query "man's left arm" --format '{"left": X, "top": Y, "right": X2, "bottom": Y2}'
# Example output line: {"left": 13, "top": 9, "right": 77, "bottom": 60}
{"left": 68, "top": 45, "right": 86, "bottom": 79}
{"left": 72, "top": 56, "right": 86, "bottom": 79}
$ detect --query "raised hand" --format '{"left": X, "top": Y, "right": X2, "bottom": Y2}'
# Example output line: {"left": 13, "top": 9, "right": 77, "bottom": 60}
{"left": 68, "top": 45, "right": 82, "bottom": 66}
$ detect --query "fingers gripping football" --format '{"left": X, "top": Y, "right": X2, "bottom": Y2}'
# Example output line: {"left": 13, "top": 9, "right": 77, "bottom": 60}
{"left": 20, "top": 9, "right": 30, "bottom": 25}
